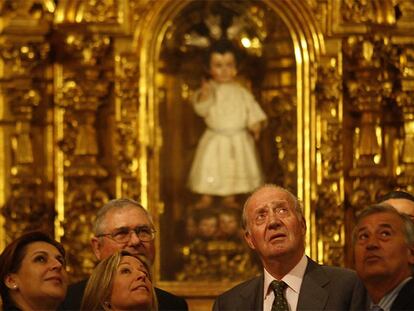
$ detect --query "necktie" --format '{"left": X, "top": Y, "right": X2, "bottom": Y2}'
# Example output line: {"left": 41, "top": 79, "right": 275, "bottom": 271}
{"left": 370, "top": 305, "right": 383, "bottom": 311}
{"left": 271, "top": 280, "right": 289, "bottom": 311}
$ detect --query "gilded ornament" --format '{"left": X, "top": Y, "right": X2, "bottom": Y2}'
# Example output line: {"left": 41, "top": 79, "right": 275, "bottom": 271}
{"left": 0, "top": 1, "right": 414, "bottom": 307}
{"left": 82, "top": 0, "right": 118, "bottom": 23}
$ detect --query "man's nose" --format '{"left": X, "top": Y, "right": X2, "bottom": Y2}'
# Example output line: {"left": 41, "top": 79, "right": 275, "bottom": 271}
{"left": 268, "top": 210, "right": 282, "bottom": 226}
{"left": 128, "top": 230, "right": 142, "bottom": 245}
{"left": 365, "top": 235, "right": 380, "bottom": 249}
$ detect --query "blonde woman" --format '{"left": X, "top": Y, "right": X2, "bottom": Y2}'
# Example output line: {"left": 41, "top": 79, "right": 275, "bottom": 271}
{"left": 81, "top": 251, "right": 157, "bottom": 311}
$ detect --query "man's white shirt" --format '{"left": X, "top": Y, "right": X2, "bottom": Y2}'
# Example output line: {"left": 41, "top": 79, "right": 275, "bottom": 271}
{"left": 263, "top": 254, "right": 308, "bottom": 311}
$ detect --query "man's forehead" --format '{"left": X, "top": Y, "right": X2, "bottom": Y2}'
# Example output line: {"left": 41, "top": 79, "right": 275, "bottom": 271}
{"left": 357, "top": 222, "right": 393, "bottom": 231}
{"left": 358, "top": 212, "right": 403, "bottom": 229}
{"left": 249, "top": 188, "right": 292, "bottom": 207}
{"left": 103, "top": 206, "right": 150, "bottom": 227}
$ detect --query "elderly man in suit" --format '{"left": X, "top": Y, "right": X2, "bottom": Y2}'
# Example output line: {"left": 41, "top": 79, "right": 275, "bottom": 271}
{"left": 60, "top": 198, "right": 188, "bottom": 311}
{"left": 213, "top": 184, "right": 363, "bottom": 311}
{"left": 353, "top": 204, "right": 414, "bottom": 310}
{"left": 378, "top": 190, "right": 414, "bottom": 222}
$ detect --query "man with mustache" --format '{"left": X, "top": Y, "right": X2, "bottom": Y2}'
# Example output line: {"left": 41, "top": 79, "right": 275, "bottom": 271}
{"left": 213, "top": 185, "right": 363, "bottom": 310}
{"left": 353, "top": 204, "right": 414, "bottom": 310}
{"left": 60, "top": 198, "right": 188, "bottom": 311}
{"left": 378, "top": 190, "right": 414, "bottom": 222}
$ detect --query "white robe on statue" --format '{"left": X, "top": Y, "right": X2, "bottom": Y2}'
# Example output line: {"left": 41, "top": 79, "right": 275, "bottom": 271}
{"left": 188, "top": 81, "right": 267, "bottom": 196}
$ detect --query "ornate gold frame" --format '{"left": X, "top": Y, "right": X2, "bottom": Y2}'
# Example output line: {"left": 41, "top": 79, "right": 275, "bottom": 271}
{"left": 134, "top": 0, "right": 324, "bottom": 294}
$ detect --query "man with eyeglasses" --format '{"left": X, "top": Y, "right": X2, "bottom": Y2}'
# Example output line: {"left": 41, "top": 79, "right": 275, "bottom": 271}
{"left": 60, "top": 198, "right": 188, "bottom": 311}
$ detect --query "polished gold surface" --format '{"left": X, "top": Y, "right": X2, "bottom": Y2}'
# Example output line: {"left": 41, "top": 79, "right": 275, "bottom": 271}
{"left": 1, "top": 0, "right": 414, "bottom": 308}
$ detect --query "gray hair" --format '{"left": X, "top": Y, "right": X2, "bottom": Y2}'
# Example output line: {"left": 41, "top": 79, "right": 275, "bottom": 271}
{"left": 93, "top": 198, "right": 153, "bottom": 235}
{"left": 241, "top": 184, "right": 304, "bottom": 231}
{"left": 378, "top": 190, "right": 414, "bottom": 203}
{"left": 352, "top": 203, "right": 414, "bottom": 246}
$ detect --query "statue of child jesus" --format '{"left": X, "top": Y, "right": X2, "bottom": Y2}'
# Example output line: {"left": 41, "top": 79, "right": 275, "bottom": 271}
{"left": 188, "top": 40, "right": 267, "bottom": 208}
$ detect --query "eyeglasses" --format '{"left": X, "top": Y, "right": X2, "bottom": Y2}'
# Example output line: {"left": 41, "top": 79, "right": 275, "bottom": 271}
{"left": 96, "top": 226, "right": 156, "bottom": 243}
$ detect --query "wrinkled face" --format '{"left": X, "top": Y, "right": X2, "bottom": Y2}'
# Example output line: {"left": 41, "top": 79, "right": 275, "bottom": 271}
{"left": 91, "top": 206, "right": 155, "bottom": 263}
{"left": 110, "top": 256, "right": 153, "bottom": 311}
{"left": 244, "top": 187, "right": 306, "bottom": 264}
{"left": 209, "top": 52, "right": 237, "bottom": 83}
{"left": 7, "top": 242, "right": 68, "bottom": 308}
{"left": 383, "top": 198, "right": 414, "bottom": 222}
{"left": 354, "top": 212, "right": 414, "bottom": 285}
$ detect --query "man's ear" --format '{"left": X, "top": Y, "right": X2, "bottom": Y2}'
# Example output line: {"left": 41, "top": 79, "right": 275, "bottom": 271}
{"left": 244, "top": 230, "right": 256, "bottom": 250}
{"left": 301, "top": 216, "right": 307, "bottom": 235}
{"left": 91, "top": 237, "right": 102, "bottom": 261}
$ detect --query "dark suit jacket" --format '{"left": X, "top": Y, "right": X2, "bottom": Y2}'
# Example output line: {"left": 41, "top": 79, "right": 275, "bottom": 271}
{"left": 213, "top": 258, "right": 365, "bottom": 311}
{"left": 60, "top": 278, "right": 188, "bottom": 311}
{"left": 391, "top": 277, "right": 414, "bottom": 311}
{"left": 354, "top": 277, "right": 414, "bottom": 311}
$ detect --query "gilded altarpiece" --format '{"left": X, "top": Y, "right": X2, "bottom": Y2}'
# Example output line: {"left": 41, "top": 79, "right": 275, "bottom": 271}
{"left": 1, "top": 0, "right": 414, "bottom": 309}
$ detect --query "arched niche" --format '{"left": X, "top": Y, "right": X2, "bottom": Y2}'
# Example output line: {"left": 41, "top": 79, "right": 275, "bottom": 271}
{"left": 133, "top": 0, "right": 324, "bottom": 293}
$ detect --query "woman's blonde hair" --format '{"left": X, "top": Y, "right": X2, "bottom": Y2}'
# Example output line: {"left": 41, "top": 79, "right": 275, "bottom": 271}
{"left": 81, "top": 251, "right": 157, "bottom": 311}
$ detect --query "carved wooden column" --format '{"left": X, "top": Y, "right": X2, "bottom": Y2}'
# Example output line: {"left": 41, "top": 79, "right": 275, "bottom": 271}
{"left": 53, "top": 0, "right": 145, "bottom": 280}
{"left": 393, "top": 1, "right": 414, "bottom": 191}
{"left": 114, "top": 55, "right": 141, "bottom": 200}
{"left": 396, "top": 47, "right": 414, "bottom": 186}
{"left": 55, "top": 33, "right": 111, "bottom": 279}
{"left": 315, "top": 58, "right": 345, "bottom": 266}
{"left": 0, "top": 3, "right": 54, "bottom": 243}
{"left": 344, "top": 36, "right": 395, "bottom": 210}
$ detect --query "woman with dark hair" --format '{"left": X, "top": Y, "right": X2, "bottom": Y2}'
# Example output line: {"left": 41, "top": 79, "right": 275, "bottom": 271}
{"left": 0, "top": 231, "right": 68, "bottom": 311}
{"left": 81, "top": 251, "right": 157, "bottom": 311}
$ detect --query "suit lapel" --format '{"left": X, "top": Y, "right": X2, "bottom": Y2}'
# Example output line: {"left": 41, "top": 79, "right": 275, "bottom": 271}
{"left": 238, "top": 275, "right": 264, "bottom": 310}
{"left": 297, "top": 258, "right": 329, "bottom": 311}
